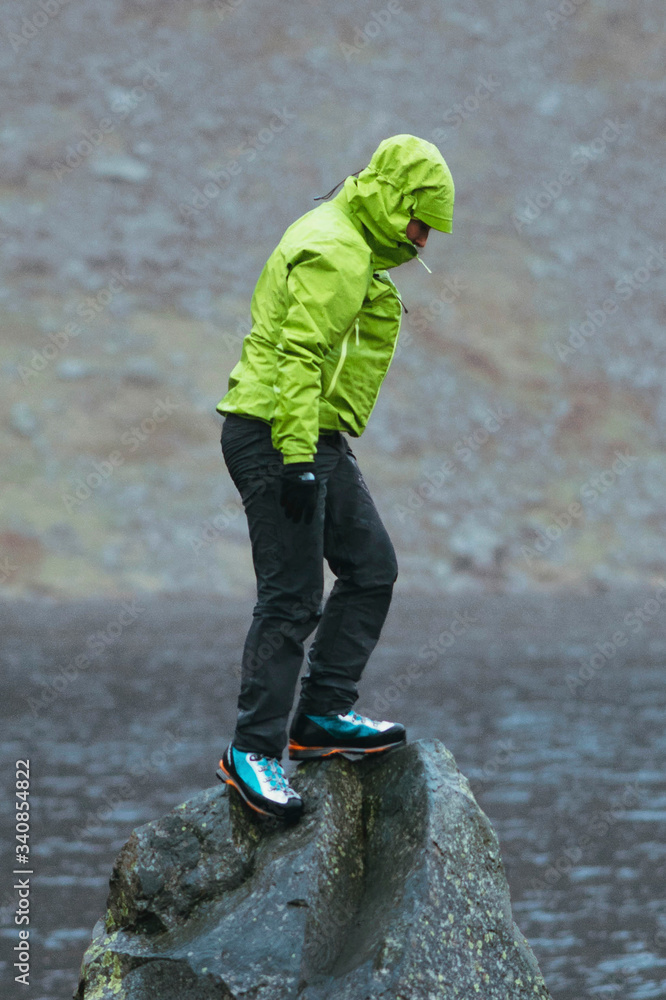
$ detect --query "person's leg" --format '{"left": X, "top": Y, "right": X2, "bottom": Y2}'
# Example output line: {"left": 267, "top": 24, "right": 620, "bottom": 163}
{"left": 221, "top": 415, "right": 341, "bottom": 759}
{"left": 294, "top": 437, "right": 399, "bottom": 717}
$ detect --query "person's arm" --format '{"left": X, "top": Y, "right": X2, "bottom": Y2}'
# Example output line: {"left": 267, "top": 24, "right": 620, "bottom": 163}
{"left": 272, "top": 246, "right": 368, "bottom": 463}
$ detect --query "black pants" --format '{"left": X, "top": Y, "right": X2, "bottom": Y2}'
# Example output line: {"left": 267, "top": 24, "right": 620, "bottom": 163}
{"left": 221, "top": 413, "right": 398, "bottom": 758}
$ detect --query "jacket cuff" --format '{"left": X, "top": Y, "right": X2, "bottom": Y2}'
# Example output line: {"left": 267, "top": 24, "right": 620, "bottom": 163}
{"left": 283, "top": 454, "right": 315, "bottom": 465}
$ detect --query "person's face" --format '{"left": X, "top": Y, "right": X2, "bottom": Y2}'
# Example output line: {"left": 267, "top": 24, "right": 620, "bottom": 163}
{"left": 406, "top": 217, "right": 431, "bottom": 249}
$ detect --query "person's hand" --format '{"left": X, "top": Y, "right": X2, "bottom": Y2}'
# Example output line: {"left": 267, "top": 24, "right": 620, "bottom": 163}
{"left": 279, "top": 463, "right": 319, "bottom": 525}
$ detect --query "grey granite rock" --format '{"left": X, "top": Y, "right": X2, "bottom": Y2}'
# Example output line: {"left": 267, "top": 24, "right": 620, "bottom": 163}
{"left": 75, "top": 739, "right": 552, "bottom": 1000}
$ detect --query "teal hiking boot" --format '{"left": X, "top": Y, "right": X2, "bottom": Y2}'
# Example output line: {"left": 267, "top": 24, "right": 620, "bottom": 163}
{"left": 288, "top": 709, "right": 406, "bottom": 760}
{"left": 216, "top": 743, "right": 303, "bottom": 822}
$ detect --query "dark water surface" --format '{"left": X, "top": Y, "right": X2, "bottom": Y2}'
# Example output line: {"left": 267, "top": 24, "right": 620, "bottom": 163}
{"left": 1, "top": 588, "right": 666, "bottom": 1000}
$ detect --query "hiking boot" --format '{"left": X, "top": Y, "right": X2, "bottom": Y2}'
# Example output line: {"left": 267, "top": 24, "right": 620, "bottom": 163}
{"left": 216, "top": 743, "right": 303, "bottom": 821}
{"left": 288, "top": 709, "right": 406, "bottom": 760}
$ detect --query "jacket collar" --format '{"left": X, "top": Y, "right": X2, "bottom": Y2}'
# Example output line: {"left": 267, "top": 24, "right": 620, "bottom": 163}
{"left": 328, "top": 184, "right": 419, "bottom": 271}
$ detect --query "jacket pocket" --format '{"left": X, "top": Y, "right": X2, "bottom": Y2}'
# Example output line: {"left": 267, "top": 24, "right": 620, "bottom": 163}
{"left": 322, "top": 317, "right": 360, "bottom": 399}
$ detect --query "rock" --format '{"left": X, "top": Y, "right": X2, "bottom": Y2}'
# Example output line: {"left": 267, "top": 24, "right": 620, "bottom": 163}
{"left": 75, "top": 739, "right": 552, "bottom": 1000}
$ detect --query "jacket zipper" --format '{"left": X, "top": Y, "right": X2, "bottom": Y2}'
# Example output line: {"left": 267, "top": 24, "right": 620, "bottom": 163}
{"left": 324, "top": 318, "right": 359, "bottom": 398}
{"left": 322, "top": 275, "right": 400, "bottom": 399}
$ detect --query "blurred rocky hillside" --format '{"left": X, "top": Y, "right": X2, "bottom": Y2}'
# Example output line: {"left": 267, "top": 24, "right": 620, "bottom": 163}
{"left": 1, "top": 0, "right": 664, "bottom": 599}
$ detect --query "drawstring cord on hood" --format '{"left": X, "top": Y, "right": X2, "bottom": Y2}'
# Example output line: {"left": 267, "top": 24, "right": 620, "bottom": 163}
{"left": 315, "top": 171, "right": 433, "bottom": 278}
{"left": 314, "top": 166, "right": 436, "bottom": 310}
{"left": 313, "top": 169, "right": 364, "bottom": 202}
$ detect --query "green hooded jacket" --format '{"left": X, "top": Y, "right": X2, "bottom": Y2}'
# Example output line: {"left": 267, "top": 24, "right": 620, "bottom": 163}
{"left": 215, "top": 134, "right": 454, "bottom": 463}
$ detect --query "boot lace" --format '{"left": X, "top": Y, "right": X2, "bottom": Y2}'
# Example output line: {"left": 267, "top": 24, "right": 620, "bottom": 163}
{"left": 345, "top": 710, "right": 377, "bottom": 727}
{"left": 254, "top": 755, "right": 291, "bottom": 793}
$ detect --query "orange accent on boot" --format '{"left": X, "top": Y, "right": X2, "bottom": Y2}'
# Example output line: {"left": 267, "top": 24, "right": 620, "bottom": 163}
{"left": 289, "top": 741, "right": 395, "bottom": 756}
{"left": 218, "top": 761, "right": 273, "bottom": 817}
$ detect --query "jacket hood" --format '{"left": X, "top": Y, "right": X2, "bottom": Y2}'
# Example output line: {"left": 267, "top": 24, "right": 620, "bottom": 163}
{"left": 331, "top": 133, "right": 455, "bottom": 270}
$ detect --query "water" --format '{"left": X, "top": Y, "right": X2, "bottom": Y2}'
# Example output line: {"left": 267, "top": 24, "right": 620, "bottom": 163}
{"left": 1, "top": 588, "right": 665, "bottom": 999}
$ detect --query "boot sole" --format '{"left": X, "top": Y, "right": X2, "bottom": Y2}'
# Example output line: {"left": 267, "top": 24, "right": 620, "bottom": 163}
{"left": 216, "top": 762, "right": 303, "bottom": 822}
{"left": 288, "top": 739, "right": 405, "bottom": 761}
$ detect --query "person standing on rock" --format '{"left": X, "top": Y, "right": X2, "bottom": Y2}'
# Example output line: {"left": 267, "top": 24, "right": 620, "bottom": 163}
{"left": 215, "top": 134, "right": 455, "bottom": 821}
